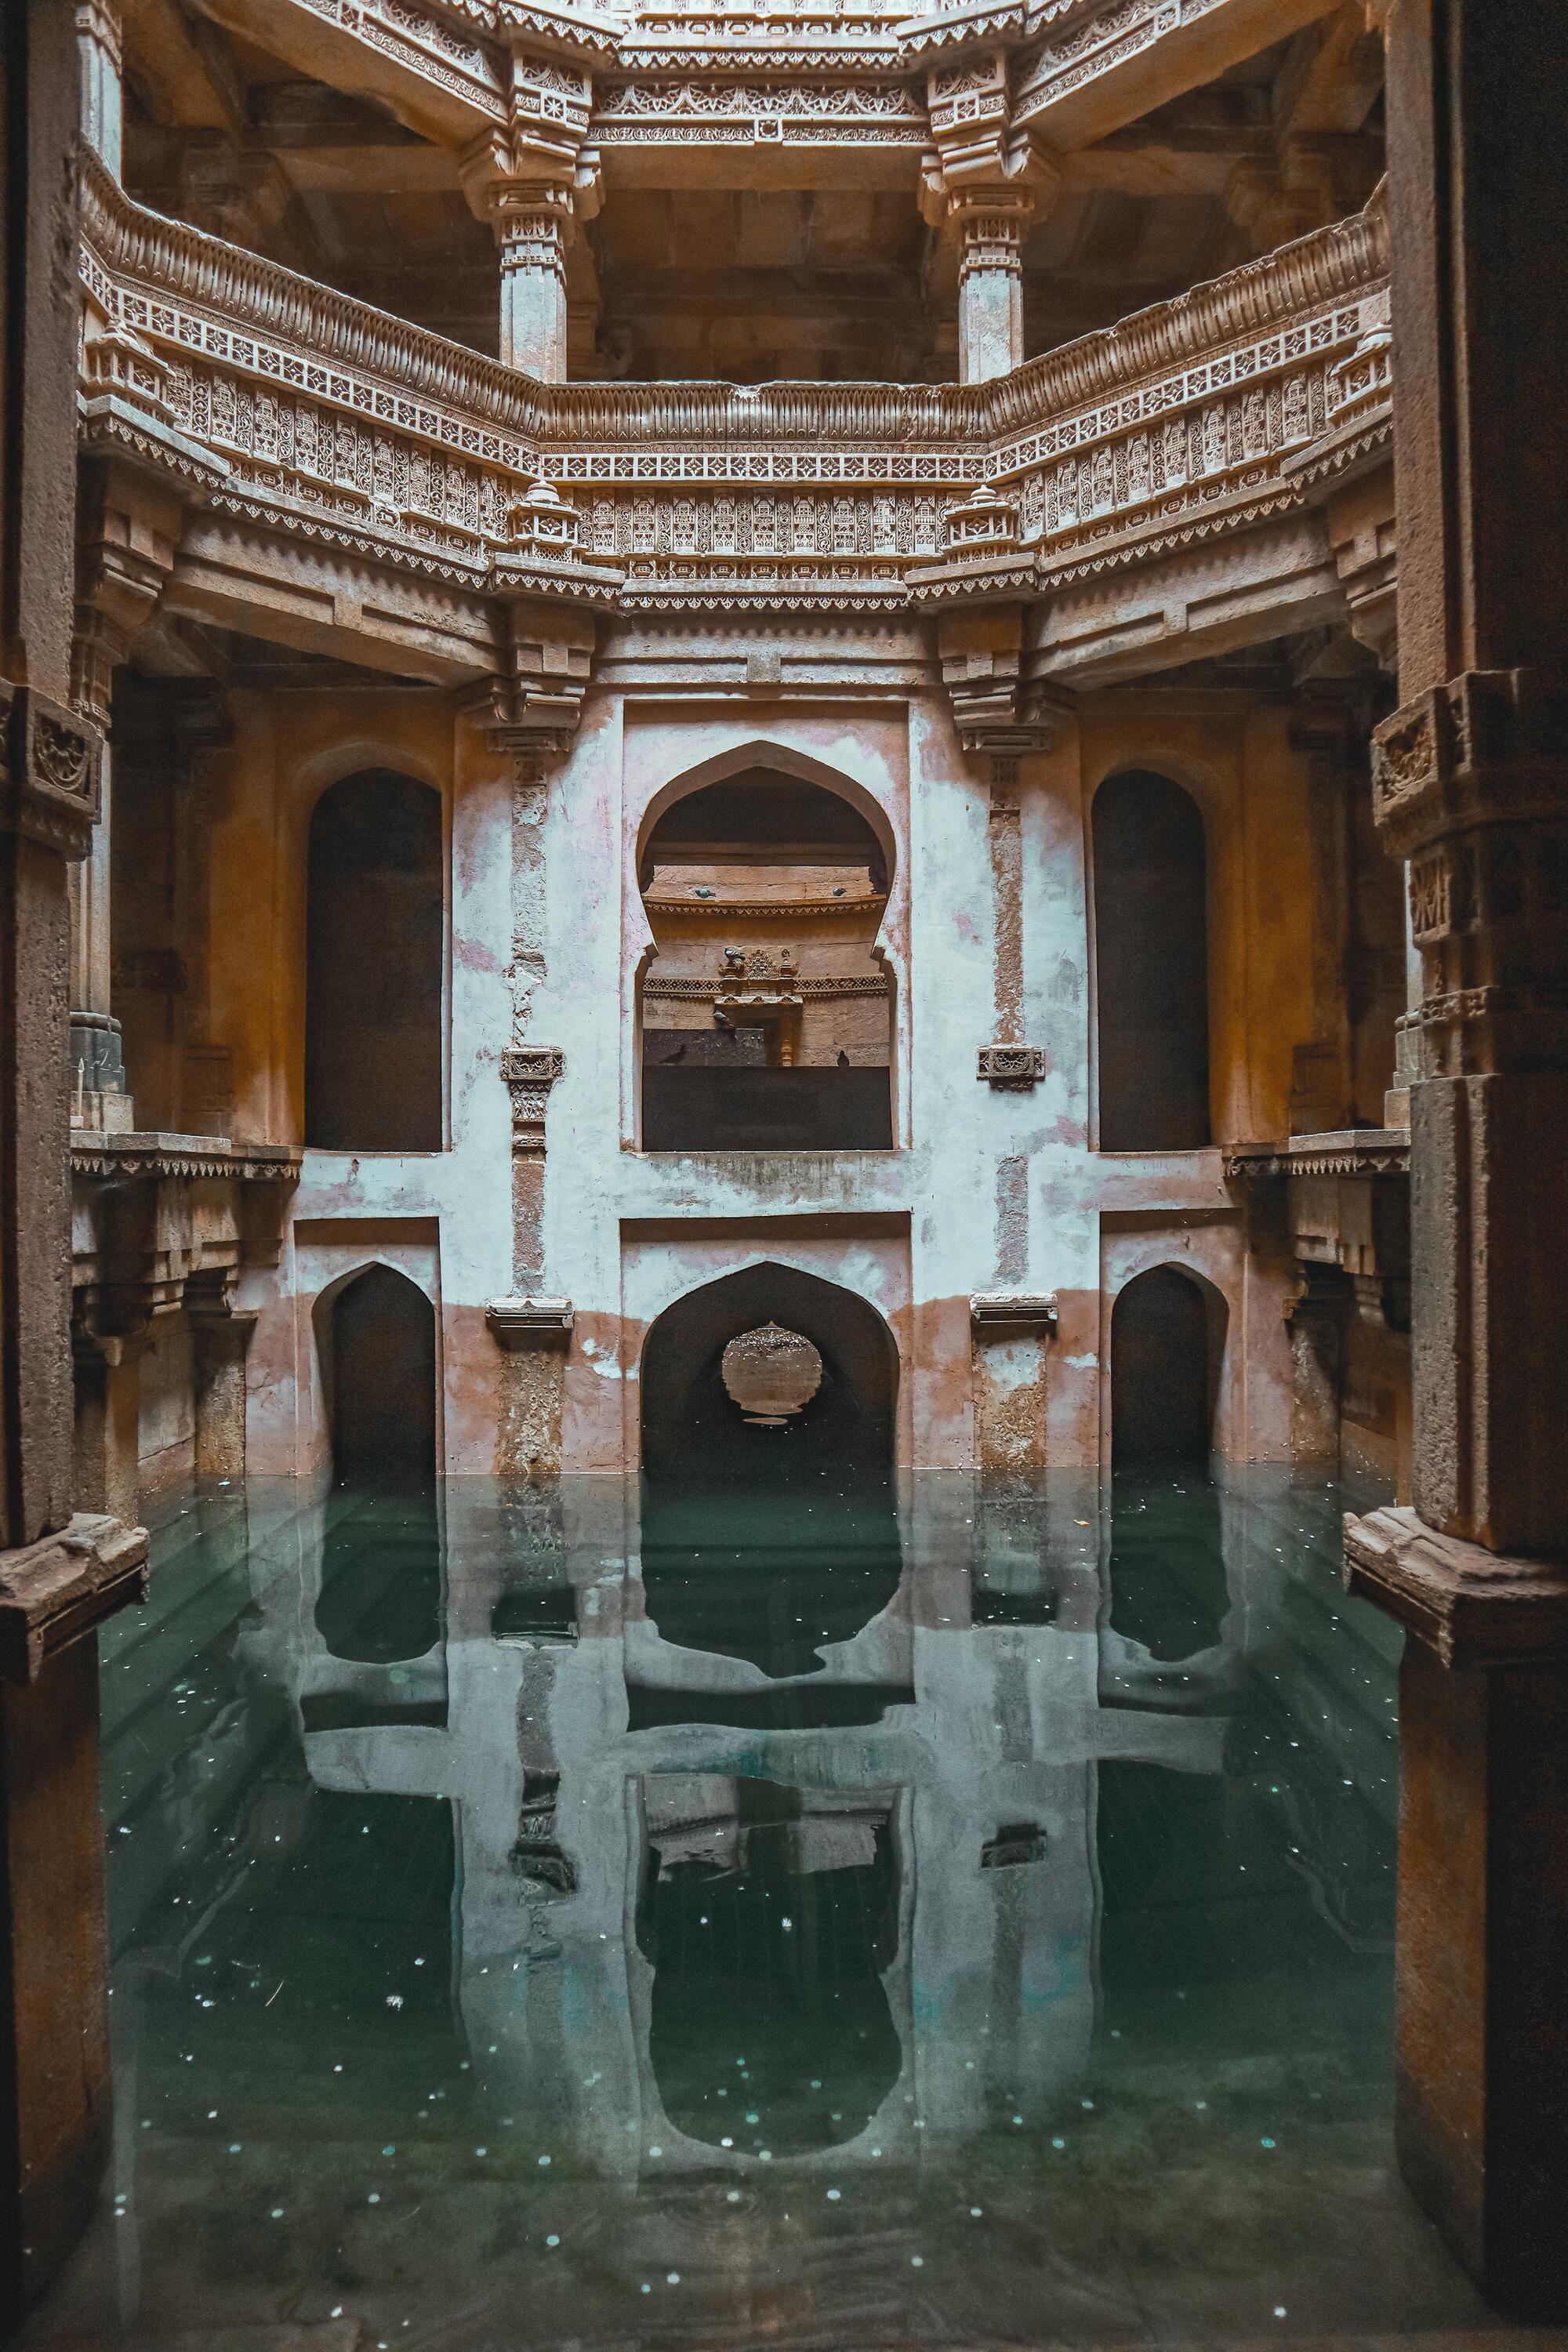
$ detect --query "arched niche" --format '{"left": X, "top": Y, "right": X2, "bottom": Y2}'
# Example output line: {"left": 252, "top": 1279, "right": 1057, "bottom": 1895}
{"left": 306, "top": 768, "right": 443, "bottom": 1152}
{"left": 637, "top": 765, "right": 895, "bottom": 1152}
{"left": 316, "top": 1262, "right": 437, "bottom": 1489}
{"left": 1110, "top": 1264, "right": 1226, "bottom": 1469}
{"left": 639, "top": 1261, "right": 898, "bottom": 1489}
{"left": 1093, "top": 769, "right": 1210, "bottom": 1152}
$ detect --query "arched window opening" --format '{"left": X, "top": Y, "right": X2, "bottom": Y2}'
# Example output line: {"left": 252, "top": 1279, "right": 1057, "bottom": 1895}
{"left": 1094, "top": 770, "right": 1210, "bottom": 1152}
{"left": 306, "top": 769, "right": 443, "bottom": 1151}
{"left": 639, "top": 1776, "right": 901, "bottom": 2155}
{"left": 324, "top": 1264, "right": 437, "bottom": 1489}
{"left": 1111, "top": 1265, "right": 1225, "bottom": 1469}
{"left": 639, "top": 769, "right": 893, "bottom": 1152}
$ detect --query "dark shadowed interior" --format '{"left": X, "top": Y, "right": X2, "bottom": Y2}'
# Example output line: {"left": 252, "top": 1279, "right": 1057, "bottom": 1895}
{"left": 1094, "top": 771, "right": 1210, "bottom": 1152}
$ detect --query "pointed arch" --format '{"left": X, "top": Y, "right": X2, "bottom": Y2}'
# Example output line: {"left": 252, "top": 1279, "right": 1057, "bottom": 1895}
{"left": 314, "top": 1261, "right": 437, "bottom": 1487}
{"left": 640, "top": 1261, "right": 898, "bottom": 1485}
{"left": 1111, "top": 1263, "right": 1227, "bottom": 1467}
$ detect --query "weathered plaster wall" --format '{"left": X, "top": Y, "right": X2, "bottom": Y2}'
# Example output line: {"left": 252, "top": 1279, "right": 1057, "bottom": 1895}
{"left": 183, "top": 646, "right": 1371, "bottom": 1481}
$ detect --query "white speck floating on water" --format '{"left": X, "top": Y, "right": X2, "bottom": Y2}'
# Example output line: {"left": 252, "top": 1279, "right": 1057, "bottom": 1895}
{"left": 826, "top": 2189, "right": 840, "bottom": 2201}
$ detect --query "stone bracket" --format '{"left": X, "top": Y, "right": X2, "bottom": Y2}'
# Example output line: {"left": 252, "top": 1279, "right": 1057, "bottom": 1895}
{"left": 500, "top": 1045, "right": 564, "bottom": 1153}
{"left": 1344, "top": 1504, "right": 1568, "bottom": 1669}
{"left": 971, "top": 1290, "right": 1058, "bottom": 1332}
{"left": 487, "top": 1296, "right": 574, "bottom": 1348}
{"left": 978, "top": 1044, "right": 1044, "bottom": 1088}
{"left": 0, "top": 1513, "right": 149, "bottom": 1685}
{"left": 0, "top": 681, "right": 103, "bottom": 859}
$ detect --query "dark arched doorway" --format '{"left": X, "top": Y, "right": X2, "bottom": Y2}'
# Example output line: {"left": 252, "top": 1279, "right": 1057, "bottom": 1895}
{"left": 639, "top": 769, "right": 894, "bottom": 1152}
{"left": 641, "top": 1262, "right": 897, "bottom": 1488}
{"left": 1093, "top": 771, "right": 1210, "bottom": 1151}
{"left": 638, "top": 1265, "right": 902, "bottom": 1675}
{"left": 325, "top": 1265, "right": 437, "bottom": 1487}
{"left": 306, "top": 770, "right": 443, "bottom": 1151}
{"left": 1111, "top": 1265, "right": 1224, "bottom": 1468}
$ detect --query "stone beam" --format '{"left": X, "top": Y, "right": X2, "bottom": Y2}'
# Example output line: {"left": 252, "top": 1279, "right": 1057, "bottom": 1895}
{"left": 1028, "top": 510, "right": 1345, "bottom": 687}
{"left": 164, "top": 520, "right": 499, "bottom": 683}
{"left": 188, "top": 0, "right": 506, "bottom": 147}
{"left": 1014, "top": 0, "right": 1346, "bottom": 155}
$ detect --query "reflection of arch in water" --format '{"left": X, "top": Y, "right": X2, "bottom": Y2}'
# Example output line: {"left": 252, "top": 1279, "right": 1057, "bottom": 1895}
{"left": 1093, "top": 770, "right": 1210, "bottom": 1152}
{"left": 640, "top": 1262, "right": 898, "bottom": 1487}
{"left": 1110, "top": 1264, "right": 1226, "bottom": 1469}
{"left": 314, "top": 1263, "right": 437, "bottom": 1489}
{"left": 637, "top": 1777, "right": 902, "bottom": 2158}
{"left": 305, "top": 769, "right": 444, "bottom": 1151}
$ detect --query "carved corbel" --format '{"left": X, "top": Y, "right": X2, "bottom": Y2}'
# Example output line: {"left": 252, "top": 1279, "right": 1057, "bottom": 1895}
{"left": 500, "top": 1044, "right": 566, "bottom": 1156}
{"left": 935, "top": 604, "right": 1073, "bottom": 760}
{"left": 469, "top": 588, "right": 602, "bottom": 779}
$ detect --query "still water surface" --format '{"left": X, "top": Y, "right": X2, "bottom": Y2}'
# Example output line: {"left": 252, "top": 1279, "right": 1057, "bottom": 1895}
{"left": 21, "top": 1469, "right": 1494, "bottom": 2350}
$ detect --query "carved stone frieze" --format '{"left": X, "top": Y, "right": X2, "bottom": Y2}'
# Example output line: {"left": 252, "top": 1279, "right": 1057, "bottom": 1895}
{"left": 970, "top": 1289, "right": 1058, "bottom": 1329}
{"left": 486, "top": 1294, "right": 574, "bottom": 1346}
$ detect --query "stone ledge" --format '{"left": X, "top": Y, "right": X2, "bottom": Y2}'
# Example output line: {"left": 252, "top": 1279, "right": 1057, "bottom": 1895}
{"left": 1344, "top": 1504, "right": 1568, "bottom": 1668}
{"left": 486, "top": 1296, "right": 574, "bottom": 1348}
{"left": 1225, "top": 1128, "right": 1410, "bottom": 1180}
{"left": 69, "top": 1132, "right": 305, "bottom": 1183}
{"left": 971, "top": 1290, "right": 1058, "bottom": 1332}
{"left": 0, "top": 1513, "right": 149, "bottom": 1684}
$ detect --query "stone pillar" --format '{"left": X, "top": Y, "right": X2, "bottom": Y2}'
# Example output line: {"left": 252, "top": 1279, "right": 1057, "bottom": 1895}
{"left": 495, "top": 187, "right": 571, "bottom": 382}
{"left": 0, "top": 0, "right": 148, "bottom": 2311}
{"left": 1288, "top": 1265, "right": 1348, "bottom": 1466}
{"left": 1344, "top": 0, "right": 1568, "bottom": 2314}
{"left": 75, "top": 0, "right": 121, "bottom": 178}
{"left": 191, "top": 1298, "right": 256, "bottom": 1484}
{"left": 71, "top": 1332, "right": 145, "bottom": 1530}
{"left": 951, "top": 190, "right": 1033, "bottom": 385}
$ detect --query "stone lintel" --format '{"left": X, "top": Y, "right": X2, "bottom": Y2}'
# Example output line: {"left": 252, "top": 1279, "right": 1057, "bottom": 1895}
{"left": 0, "top": 1513, "right": 149, "bottom": 1685}
{"left": 1344, "top": 1504, "right": 1568, "bottom": 1670}
{"left": 486, "top": 1296, "right": 574, "bottom": 1349}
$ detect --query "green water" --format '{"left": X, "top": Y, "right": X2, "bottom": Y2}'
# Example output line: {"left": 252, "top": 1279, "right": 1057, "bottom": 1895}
{"left": 19, "top": 1470, "right": 1493, "bottom": 2349}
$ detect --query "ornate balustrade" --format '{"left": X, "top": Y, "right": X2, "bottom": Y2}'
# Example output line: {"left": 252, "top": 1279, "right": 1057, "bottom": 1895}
{"left": 78, "top": 156, "right": 1389, "bottom": 627}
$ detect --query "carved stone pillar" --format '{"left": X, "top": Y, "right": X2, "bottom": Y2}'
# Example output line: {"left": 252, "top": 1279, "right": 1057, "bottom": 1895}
{"left": 75, "top": 0, "right": 122, "bottom": 178}
{"left": 1343, "top": 0, "right": 1568, "bottom": 2313}
{"left": 951, "top": 188, "right": 1033, "bottom": 384}
{"left": 0, "top": 2, "right": 148, "bottom": 2309}
{"left": 495, "top": 187, "right": 572, "bottom": 381}
{"left": 462, "top": 58, "right": 600, "bottom": 383}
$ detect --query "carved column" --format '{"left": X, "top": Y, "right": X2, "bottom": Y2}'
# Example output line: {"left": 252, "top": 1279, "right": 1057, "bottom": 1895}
{"left": 189, "top": 1283, "right": 257, "bottom": 1485}
{"left": 1342, "top": 0, "right": 1568, "bottom": 2314}
{"left": 75, "top": 0, "right": 122, "bottom": 178}
{"left": 463, "top": 56, "right": 599, "bottom": 383}
{"left": 474, "top": 713, "right": 577, "bottom": 1481}
{"left": 0, "top": 0, "right": 148, "bottom": 2310}
{"left": 952, "top": 188, "right": 1034, "bottom": 384}
{"left": 495, "top": 188, "right": 572, "bottom": 382}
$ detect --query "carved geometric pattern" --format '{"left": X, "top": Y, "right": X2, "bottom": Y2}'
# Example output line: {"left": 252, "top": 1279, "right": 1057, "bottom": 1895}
{"left": 977, "top": 1044, "right": 1045, "bottom": 1088}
